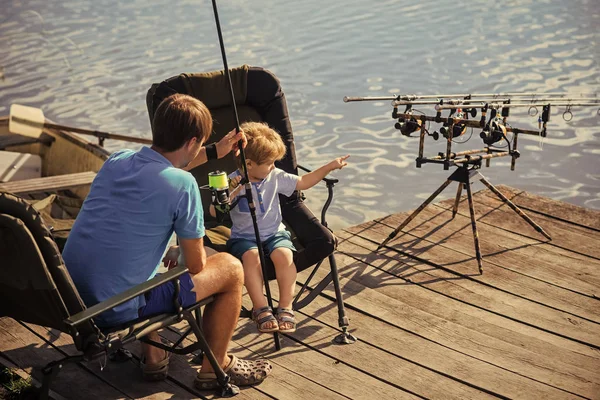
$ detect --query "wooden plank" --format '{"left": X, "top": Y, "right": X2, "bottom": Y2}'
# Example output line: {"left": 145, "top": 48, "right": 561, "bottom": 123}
{"left": 0, "top": 354, "right": 68, "bottom": 400}
{"left": 242, "top": 298, "right": 502, "bottom": 399}
{"left": 493, "top": 185, "right": 600, "bottom": 231}
{"left": 294, "top": 248, "right": 599, "bottom": 398}
{"left": 121, "top": 340, "right": 264, "bottom": 400}
{"left": 161, "top": 310, "right": 420, "bottom": 400}
{"left": 347, "top": 219, "right": 600, "bottom": 347}
{"left": 0, "top": 171, "right": 96, "bottom": 195}
{"left": 159, "top": 327, "right": 353, "bottom": 400}
{"left": 0, "top": 133, "right": 54, "bottom": 150}
{"left": 336, "top": 230, "right": 600, "bottom": 364}
{"left": 25, "top": 323, "right": 207, "bottom": 400}
{"left": 0, "top": 318, "right": 128, "bottom": 399}
{"left": 378, "top": 206, "right": 600, "bottom": 300}
{"left": 435, "top": 187, "right": 600, "bottom": 260}
{"left": 370, "top": 207, "right": 600, "bottom": 322}
{"left": 0, "top": 133, "right": 40, "bottom": 149}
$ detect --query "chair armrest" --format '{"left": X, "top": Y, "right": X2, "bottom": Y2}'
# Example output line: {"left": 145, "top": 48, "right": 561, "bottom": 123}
{"left": 65, "top": 265, "right": 188, "bottom": 328}
{"left": 297, "top": 164, "right": 339, "bottom": 185}
{"left": 296, "top": 164, "right": 340, "bottom": 227}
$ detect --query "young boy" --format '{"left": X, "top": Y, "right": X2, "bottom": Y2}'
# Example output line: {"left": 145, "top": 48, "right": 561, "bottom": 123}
{"left": 212, "top": 121, "right": 349, "bottom": 333}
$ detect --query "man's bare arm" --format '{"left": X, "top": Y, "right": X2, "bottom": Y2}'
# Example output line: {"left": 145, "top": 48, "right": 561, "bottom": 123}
{"left": 183, "top": 147, "right": 209, "bottom": 171}
{"left": 183, "top": 129, "right": 247, "bottom": 172}
{"left": 179, "top": 237, "right": 207, "bottom": 274}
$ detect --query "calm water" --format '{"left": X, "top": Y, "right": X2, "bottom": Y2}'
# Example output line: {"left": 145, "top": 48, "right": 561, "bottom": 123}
{"left": 1, "top": 0, "right": 599, "bottom": 230}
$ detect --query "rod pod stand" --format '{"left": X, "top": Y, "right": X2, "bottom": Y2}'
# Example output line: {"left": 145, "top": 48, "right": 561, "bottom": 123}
{"left": 375, "top": 165, "right": 551, "bottom": 273}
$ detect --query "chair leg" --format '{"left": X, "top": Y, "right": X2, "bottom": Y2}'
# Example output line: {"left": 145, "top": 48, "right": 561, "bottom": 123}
{"left": 40, "top": 355, "right": 85, "bottom": 400}
{"left": 328, "top": 253, "right": 357, "bottom": 345}
{"left": 191, "top": 308, "right": 204, "bottom": 364}
{"left": 182, "top": 311, "right": 240, "bottom": 397}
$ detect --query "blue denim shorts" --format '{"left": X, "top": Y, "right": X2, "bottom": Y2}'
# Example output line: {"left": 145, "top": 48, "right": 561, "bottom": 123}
{"left": 227, "top": 230, "right": 296, "bottom": 260}
{"left": 138, "top": 272, "right": 197, "bottom": 318}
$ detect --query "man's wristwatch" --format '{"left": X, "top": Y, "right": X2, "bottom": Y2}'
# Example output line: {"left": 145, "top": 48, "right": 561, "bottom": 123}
{"left": 205, "top": 143, "right": 218, "bottom": 161}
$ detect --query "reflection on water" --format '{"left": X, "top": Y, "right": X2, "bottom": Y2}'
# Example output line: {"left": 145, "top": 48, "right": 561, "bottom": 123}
{"left": 1, "top": 0, "right": 599, "bottom": 230}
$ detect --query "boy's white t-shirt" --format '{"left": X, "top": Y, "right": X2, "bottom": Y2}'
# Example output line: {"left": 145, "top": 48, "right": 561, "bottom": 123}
{"left": 228, "top": 168, "right": 299, "bottom": 241}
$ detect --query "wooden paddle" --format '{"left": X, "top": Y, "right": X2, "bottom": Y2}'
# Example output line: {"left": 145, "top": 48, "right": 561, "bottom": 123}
{"left": 8, "top": 104, "right": 152, "bottom": 145}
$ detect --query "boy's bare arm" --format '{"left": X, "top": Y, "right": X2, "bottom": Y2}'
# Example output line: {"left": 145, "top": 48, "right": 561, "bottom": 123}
{"left": 296, "top": 155, "right": 349, "bottom": 191}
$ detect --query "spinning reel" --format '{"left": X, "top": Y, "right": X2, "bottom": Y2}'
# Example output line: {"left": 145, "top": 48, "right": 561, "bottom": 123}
{"left": 480, "top": 103, "right": 509, "bottom": 146}
{"left": 395, "top": 115, "right": 421, "bottom": 137}
{"left": 394, "top": 105, "right": 439, "bottom": 139}
{"left": 208, "top": 171, "right": 231, "bottom": 213}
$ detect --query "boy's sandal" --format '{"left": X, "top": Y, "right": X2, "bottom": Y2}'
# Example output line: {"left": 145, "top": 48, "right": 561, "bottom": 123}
{"left": 141, "top": 351, "right": 170, "bottom": 381}
{"left": 276, "top": 308, "right": 296, "bottom": 333}
{"left": 252, "top": 306, "right": 279, "bottom": 333}
{"left": 194, "top": 354, "right": 272, "bottom": 390}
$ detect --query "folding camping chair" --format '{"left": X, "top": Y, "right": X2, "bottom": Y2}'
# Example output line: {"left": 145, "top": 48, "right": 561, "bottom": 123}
{"left": 0, "top": 191, "right": 239, "bottom": 398}
{"left": 146, "top": 65, "right": 355, "bottom": 345}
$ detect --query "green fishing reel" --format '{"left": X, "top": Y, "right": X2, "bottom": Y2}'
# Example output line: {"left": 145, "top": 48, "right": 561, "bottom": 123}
{"left": 208, "top": 171, "right": 230, "bottom": 213}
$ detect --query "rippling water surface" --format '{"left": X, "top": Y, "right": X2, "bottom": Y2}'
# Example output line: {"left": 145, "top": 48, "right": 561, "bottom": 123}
{"left": 1, "top": 0, "right": 599, "bottom": 229}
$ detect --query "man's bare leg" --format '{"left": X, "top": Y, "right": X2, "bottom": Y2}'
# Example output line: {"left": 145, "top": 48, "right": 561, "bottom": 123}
{"left": 141, "top": 331, "right": 167, "bottom": 365}
{"left": 189, "top": 252, "right": 244, "bottom": 373}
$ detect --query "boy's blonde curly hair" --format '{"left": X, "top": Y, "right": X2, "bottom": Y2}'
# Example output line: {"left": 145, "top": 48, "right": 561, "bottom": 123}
{"left": 237, "top": 121, "right": 286, "bottom": 167}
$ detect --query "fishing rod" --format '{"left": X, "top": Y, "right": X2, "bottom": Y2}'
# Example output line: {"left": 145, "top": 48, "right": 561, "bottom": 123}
{"left": 346, "top": 89, "right": 598, "bottom": 174}
{"left": 210, "top": 0, "right": 281, "bottom": 351}
{"left": 344, "top": 92, "right": 598, "bottom": 102}
{"left": 391, "top": 97, "right": 600, "bottom": 107}
{"left": 435, "top": 102, "right": 600, "bottom": 110}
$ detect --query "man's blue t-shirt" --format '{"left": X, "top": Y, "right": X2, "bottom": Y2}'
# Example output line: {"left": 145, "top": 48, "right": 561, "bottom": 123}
{"left": 62, "top": 147, "right": 204, "bottom": 328}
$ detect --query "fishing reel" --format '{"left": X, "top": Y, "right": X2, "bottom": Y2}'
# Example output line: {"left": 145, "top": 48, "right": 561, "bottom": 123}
{"left": 480, "top": 117, "right": 507, "bottom": 145}
{"left": 440, "top": 123, "right": 467, "bottom": 139}
{"left": 438, "top": 109, "right": 468, "bottom": 139}
{"left": 208, "top": 171, "right": 231, "bottom": 213}
{"left": 393, "top": 105, "right": 428, "bottom": 137}
{"left": 395, "top": 116, "right": 421, "bottom": 137}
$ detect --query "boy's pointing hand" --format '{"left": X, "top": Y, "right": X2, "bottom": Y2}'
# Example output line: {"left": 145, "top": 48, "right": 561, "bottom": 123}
{"left": 329, "top": 154, "right": 350, "bottom": 171}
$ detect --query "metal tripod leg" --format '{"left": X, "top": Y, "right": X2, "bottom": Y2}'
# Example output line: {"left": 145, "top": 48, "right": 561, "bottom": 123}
{"left": 377, "top": 179, "right": 453, "bottom": 251}
{"left": 465, "top": 181, "right": 483, "bottom": 274}
{"left": 452, "top": 183, "right": 463, "bottom": 218}
{"left": 479, "top": 176, "right": 552, "bottom": 240}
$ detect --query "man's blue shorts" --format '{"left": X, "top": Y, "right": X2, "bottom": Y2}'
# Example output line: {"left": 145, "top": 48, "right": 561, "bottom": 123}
{"left": 227, "top": 230, "right": 296, "bottom": 260}
{"left": 138, "top": 272, "right": 197, "bottom": 318}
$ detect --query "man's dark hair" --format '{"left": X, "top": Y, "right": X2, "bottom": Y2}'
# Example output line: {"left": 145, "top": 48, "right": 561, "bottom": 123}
{"left": 152, "top": 94, "right": 213, "bottom": 151}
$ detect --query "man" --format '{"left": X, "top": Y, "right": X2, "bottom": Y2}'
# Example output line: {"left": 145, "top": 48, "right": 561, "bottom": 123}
{"left": 63, "top": 94, "right": 271, "bottom": 389}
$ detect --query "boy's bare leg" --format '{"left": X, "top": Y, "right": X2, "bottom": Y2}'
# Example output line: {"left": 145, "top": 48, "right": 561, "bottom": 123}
{"left": 242, "top": 249, "right": 277, "bottom": 330}
{"left": 188, "top": 252, "right": 245, "bottom": 372}
{"left": 270, "top": 247, "right": 297, "bottom": 330}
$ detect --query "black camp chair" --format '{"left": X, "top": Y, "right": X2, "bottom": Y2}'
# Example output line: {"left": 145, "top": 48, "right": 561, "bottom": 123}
{"left": 0, "top": 191, "right": 240, "bottom": 398}
{"left": 146, "top": 65, "right": 355, "bottom": 345}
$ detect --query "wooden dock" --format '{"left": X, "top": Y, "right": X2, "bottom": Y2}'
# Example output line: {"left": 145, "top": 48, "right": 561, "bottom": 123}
{"left": 1, "top": 185, "right": 599, "bottom": 399}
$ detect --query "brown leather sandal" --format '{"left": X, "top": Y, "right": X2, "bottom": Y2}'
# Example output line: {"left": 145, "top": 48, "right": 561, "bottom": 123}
{"left": 140, "top": 351, "right": 170, "bottom": 381}
{"left": 252, "top": 306, "right": 279, "bottom": 333}
{"left": 276, "top": 307, "right": 296, "bottom": 333}
{"left": 194, "top": 354, "right": 272, "bottom": 390}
